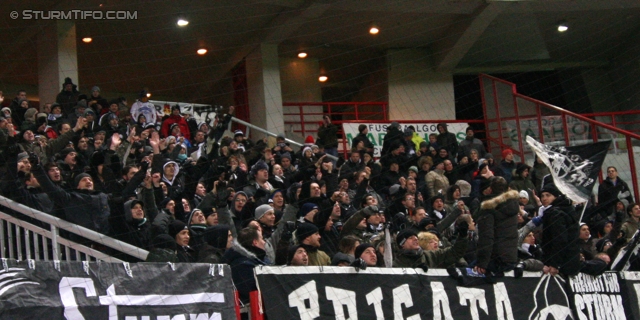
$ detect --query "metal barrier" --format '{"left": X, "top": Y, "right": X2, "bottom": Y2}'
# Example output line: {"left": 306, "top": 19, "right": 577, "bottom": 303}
{"left": 480, "top": 74, "right": 640, "bottom": 201}
{"left": 0, "top": 195, "right": 148, "bottom": 262}
{"left": 283, "top": 102, "right": 388, "bottom": 138}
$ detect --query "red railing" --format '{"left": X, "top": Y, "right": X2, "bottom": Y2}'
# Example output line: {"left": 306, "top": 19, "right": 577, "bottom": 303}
{"left": 480, "top": 73, "right": 640, "bottom": 201}
{"left": 283, "top": 102, "right": 388, "bottom": 138}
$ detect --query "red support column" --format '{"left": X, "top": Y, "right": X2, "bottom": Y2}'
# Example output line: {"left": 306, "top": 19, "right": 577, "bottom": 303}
{"left": 250, "top": 291, "right": 264, "bottom": 320}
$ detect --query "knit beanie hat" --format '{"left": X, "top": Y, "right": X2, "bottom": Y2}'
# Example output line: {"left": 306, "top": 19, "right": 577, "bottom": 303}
{"left": 519, "top": 190, "right": 529, "bottom": 199}
{"left": 501, "top": 148, "right": 513, "bottom": 159}
{"left": 296, "top": 223, "right": 319, "bottom": 243}
{"left": 24, "top": 108, "right": 38, "bottom": 121}
{"left": 250, "top": 159, "right": 269, "bottom": 176}
{"left": 254, "top": 204, "right": 274, "bottom": 220}
{"left": 234, "top": 130, "right": 244, "bottom": 137}
{"left": 540, "top": 184, "right": 562, "bottom": 198}
{"left": 287, "top": 245, "right": 305, "bottom": 265}
{"left": 332, "top": 252, "right": 355, "bottom": 266}
{"left": 516, "top": 163, "right": 529, "bottom": 176}
{"left": 396, "top": 229, "right": 418, "bottom": 247}
{"left": 354, "top": 243, "right": 374, "bottom": 260}
{"left": 74, "top": 173, "right": 91, "bottom": 188}
{"left": 304, "top": 135, "right": 314, "bottom": 146}
{"left": 187, "top": 209, "right": 203, "bottom": 226}
{"left": 430, "top": 194, "right": 445, "bottom": 207}
{"left": 60, "top": 147, "right": 75, "bottom": 160}
{"left": 202, "top": 225, "right": 231, "bottom": 250}
{"left": 151, "top": 234, "right": 177, "bottom": 251}
{"left": 17, "top": 152, "right": 29, "bottom": 162}
{"left": 168, "top": 220, "right": 188, "bottom": 240}
{"left": 298, "top": 203, "right": 318, "bottom": 219}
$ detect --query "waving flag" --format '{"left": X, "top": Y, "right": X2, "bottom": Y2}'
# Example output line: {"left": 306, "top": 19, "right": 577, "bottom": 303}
{"left": 525, "top": 136, "right": 610, "bottom": 203}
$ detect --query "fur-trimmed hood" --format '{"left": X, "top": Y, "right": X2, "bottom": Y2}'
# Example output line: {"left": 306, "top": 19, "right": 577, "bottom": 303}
{"left": 480, "top": 190, "right": 520, "bottom": 210}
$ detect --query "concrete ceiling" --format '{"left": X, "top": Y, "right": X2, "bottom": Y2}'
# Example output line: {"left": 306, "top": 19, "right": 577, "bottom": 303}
{"left": 1, "top": 0, "right": 639, "bottom": 102}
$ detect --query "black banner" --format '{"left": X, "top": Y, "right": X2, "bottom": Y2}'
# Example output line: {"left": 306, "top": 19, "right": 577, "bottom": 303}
{"left": 526, "top": 136, "right": 610, "bottom": 203}
{"left": 255, "top": 267, "right": 640, "bottom": 320}
{"left": 0, "top": 259, "right": 235, "bottom": 319}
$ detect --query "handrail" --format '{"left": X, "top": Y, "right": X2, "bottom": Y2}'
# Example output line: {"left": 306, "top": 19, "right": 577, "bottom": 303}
{"left": 479, "top": 73, "right": 640, "bottom": 201}
{"left": 229, "top": 117, "right": 339, "bottom": 161}
{"left": 0, "top": 195, "right": 148, "bottom": 261}
{"left": 0, "top": 211, "right": 124, "bottom": 262}
{"left": 512, "top": 93, "right": 640, "bottom": 141}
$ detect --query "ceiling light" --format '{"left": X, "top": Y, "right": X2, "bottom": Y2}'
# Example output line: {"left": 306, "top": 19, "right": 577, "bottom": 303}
{"left": 197, "top": 48, "right": 208, "bottom": 55}
{"left": 369, "top": 23, "right": 379, "bottom": 35}
{"left": 177, "top": 19, "right": 189, "bottom": 27}
{"left": 298, "top": 52, "right": 308, "bottom": 58}
{"left": 557, "top": 22, "right": 568, "bottom": 32}
{"left": 318, "top": 75, "right": 328, "bottom": 82}
{"left": 82, "top": 37, "right": 92, "bottom": 43}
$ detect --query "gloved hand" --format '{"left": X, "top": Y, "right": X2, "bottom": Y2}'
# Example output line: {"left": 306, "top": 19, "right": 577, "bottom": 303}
{"left": 28, "top": 152, "right": 40, "bottom": 168}
{"left": 281, "top": 221, "right": 296, "bottom": 241}
{"left": 418, "top": 263, "right": 429, "bottom": 273}
{"left": 215, "top": 188, "right": 230, "bottom": 208}
{"left": 514, "top": 262, "right": 525, "bottom": 278}
{"left": 456, "top": 221, "right": 469, "bottom": 238}
{"left": 351, "top": 258, "right": 367, "bottom": 271}
{"left": 139, "top": 160, "right": 150, "bottom": 172}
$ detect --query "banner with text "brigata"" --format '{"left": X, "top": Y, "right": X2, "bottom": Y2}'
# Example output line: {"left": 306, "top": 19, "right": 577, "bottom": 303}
{"left": 342, "top": 122, "right": 469, "bottom": 157}
{"left": 255, "top": 267, "right": 640, "bottom": 319}
{"left": 0, "top": 259, "right": 235, "bottom": 320}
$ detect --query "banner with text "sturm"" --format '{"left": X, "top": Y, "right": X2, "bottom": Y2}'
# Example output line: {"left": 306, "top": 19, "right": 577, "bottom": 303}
{"left": 255, "top": 267, "right": 640, "bottom": 320}
{"left": 0, "top": 259, "right": 235, "bottom": 320}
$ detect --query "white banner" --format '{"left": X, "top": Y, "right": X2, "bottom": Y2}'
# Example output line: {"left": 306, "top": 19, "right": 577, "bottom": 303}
{"left": 342, "top": 122, "right": 469, "bottom": 157}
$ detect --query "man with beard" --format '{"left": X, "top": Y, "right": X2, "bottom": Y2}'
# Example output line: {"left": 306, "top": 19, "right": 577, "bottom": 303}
{"left": 296, "top": 223, "right": 330, "bottom": 266}
{"left": 287, "top": 245, "right": 309, "bottom": 266}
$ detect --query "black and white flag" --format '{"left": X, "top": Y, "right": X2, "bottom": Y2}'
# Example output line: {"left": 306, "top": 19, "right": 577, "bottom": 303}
{"left": 525, "top": 136, "right": 610, "bottom": 203}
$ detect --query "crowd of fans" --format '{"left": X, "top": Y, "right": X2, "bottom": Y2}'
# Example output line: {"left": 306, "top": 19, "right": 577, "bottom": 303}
{"left": 0, "top": 81, "right": 637, "bottom": 302}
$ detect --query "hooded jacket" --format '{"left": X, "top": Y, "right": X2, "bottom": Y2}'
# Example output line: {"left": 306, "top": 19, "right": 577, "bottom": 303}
{"left": 475, "top": 190, "right": 520, "bottom": 269}
{"left": 541, "top": 195, "right": 582, "bottom": 276}
{"left": 436, "top": 123, "right": 458, "bottom": 159}
{"left": 222, "top": 240, "right": 269, "bottom": 303}
{"left": 117, "top": 187, "right": 159, "bottom": 251}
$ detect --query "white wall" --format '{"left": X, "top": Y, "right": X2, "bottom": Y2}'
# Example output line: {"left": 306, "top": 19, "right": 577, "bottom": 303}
{"left": 387, "top": 49, "right": 455, "bottom": 120}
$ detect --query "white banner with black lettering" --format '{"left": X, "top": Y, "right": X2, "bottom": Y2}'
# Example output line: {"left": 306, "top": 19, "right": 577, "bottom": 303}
{"left": 0, "top": 259, "right": 235, "bottom": 319}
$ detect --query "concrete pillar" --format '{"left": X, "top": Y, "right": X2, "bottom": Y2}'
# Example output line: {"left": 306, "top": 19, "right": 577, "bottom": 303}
{"left": 38, "top": 20, "right": 79, "bottom": 106}
{"left": 387, "top": 49, "right": 455, "bottom": 120}
{"left": 279, "top": 57, "right": 322, "bottom": 140}
{"left": 246, "top": 43, "right": 285, "bottom": 141}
